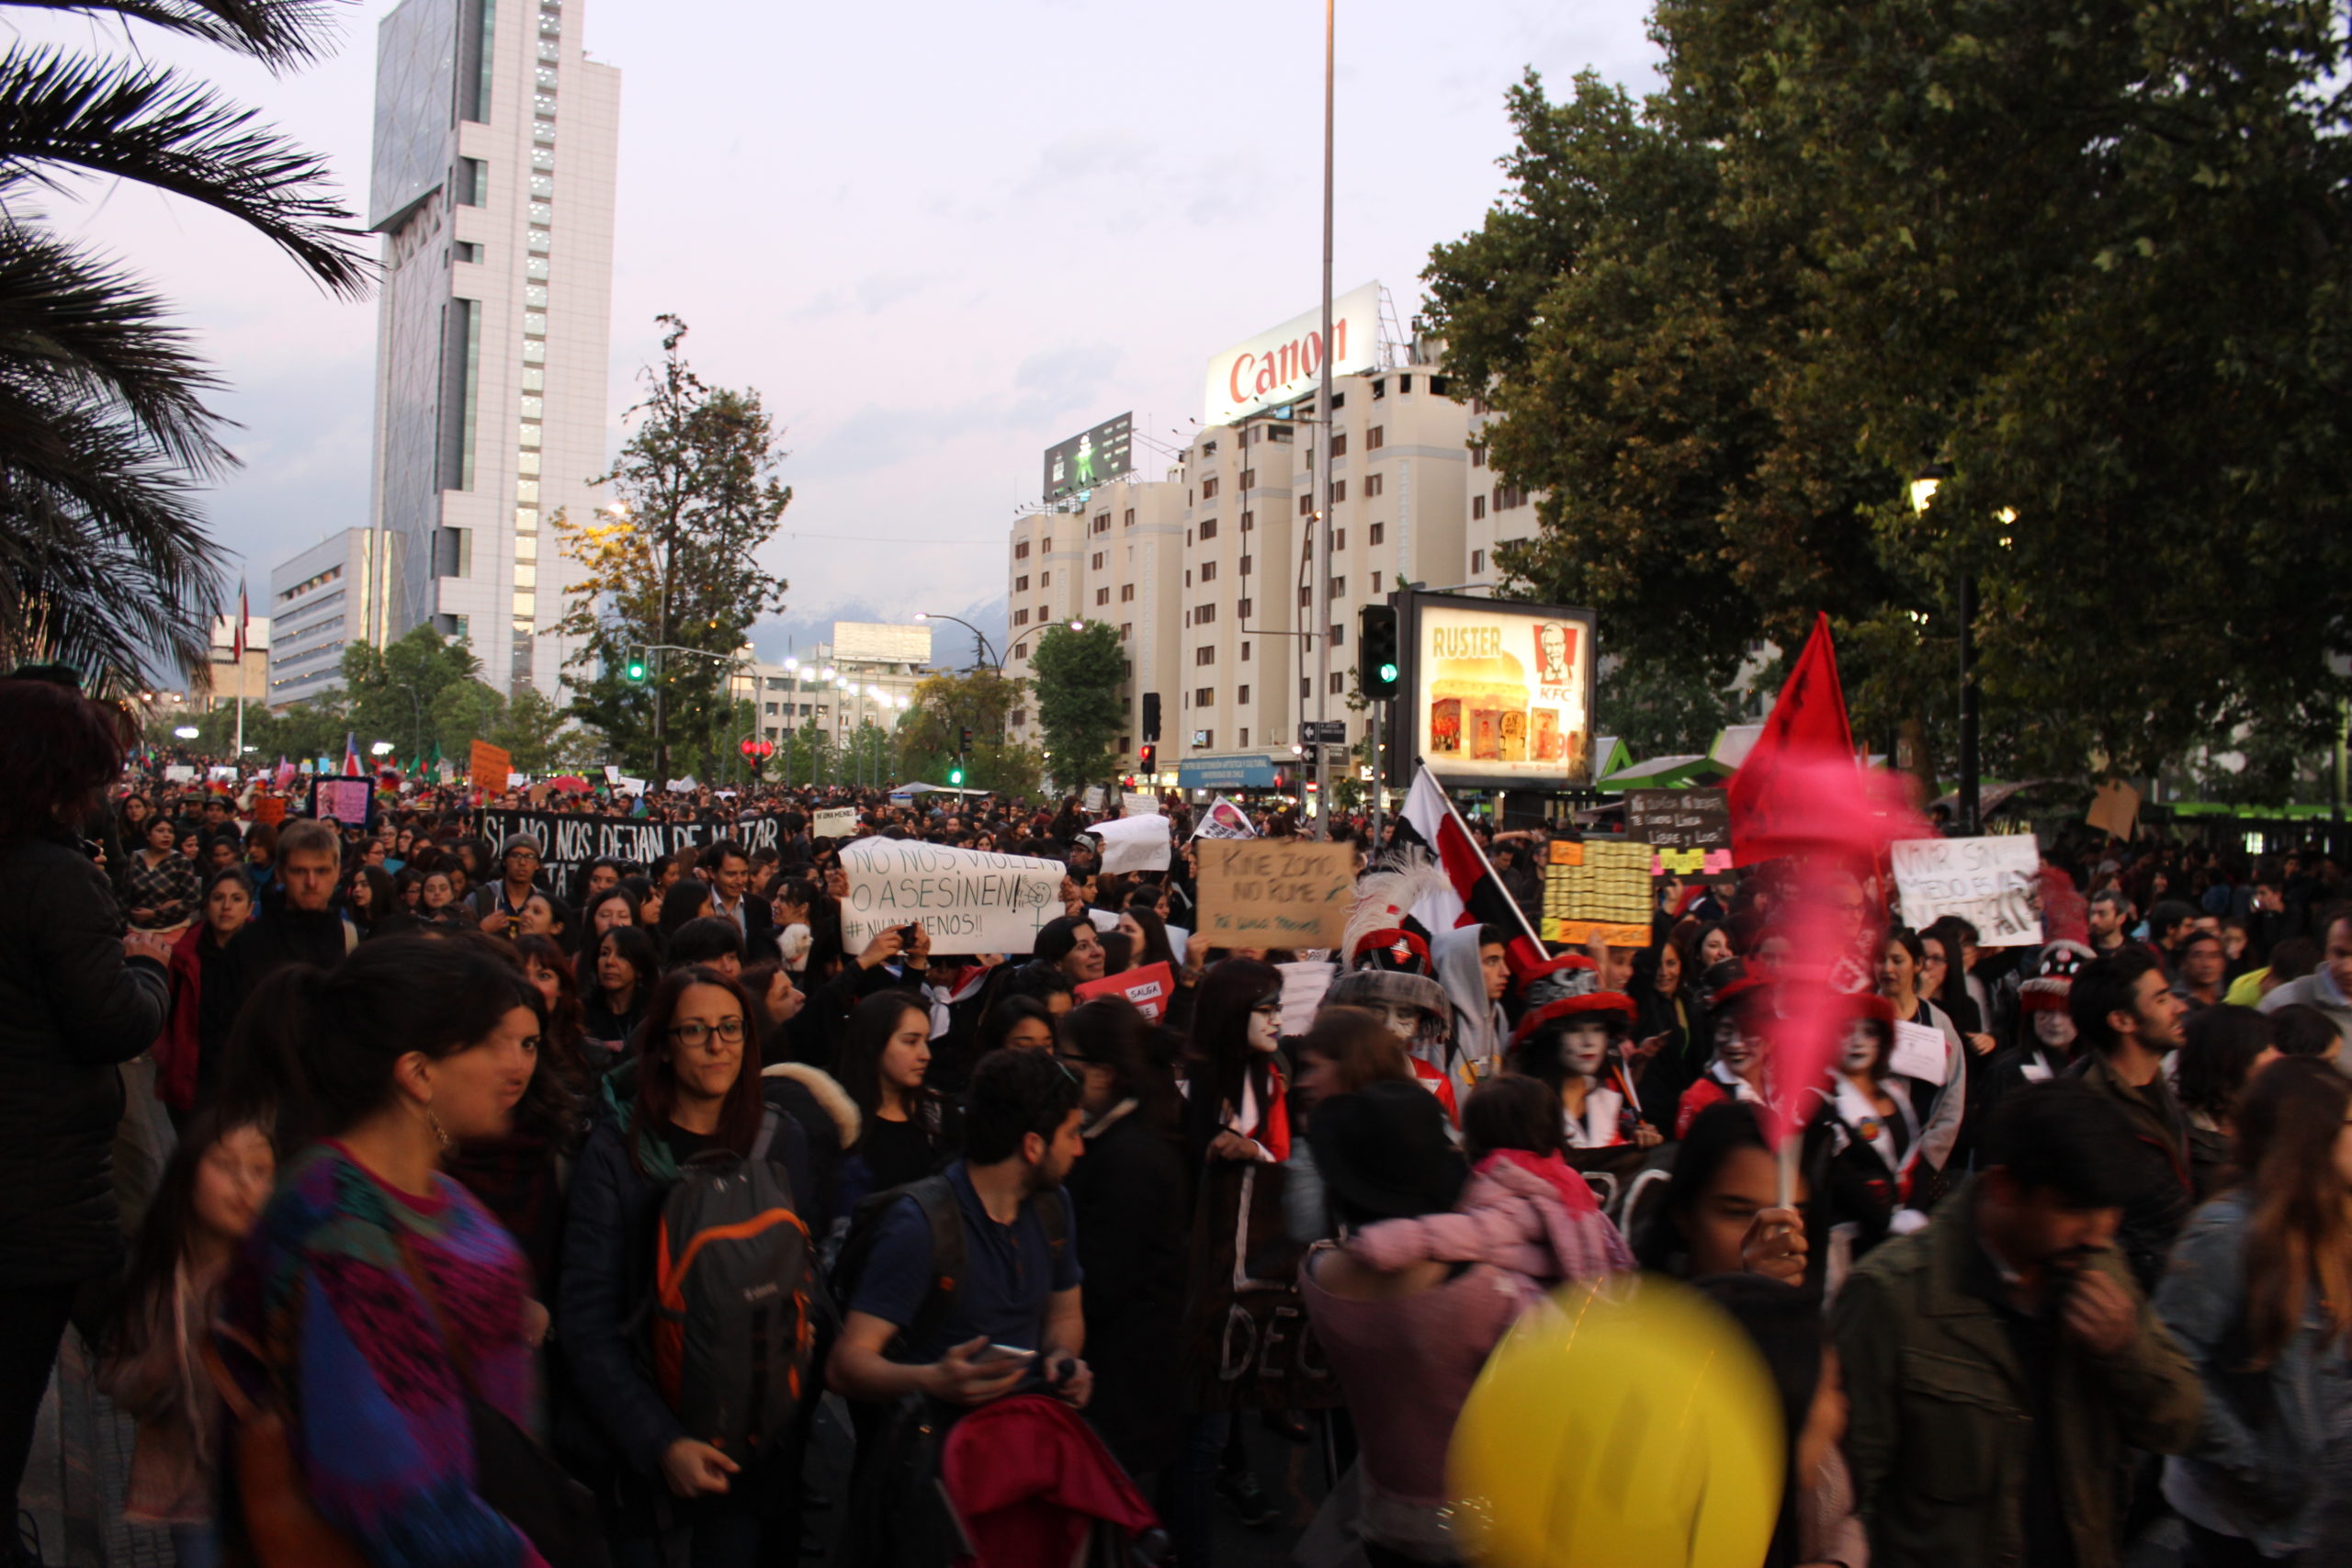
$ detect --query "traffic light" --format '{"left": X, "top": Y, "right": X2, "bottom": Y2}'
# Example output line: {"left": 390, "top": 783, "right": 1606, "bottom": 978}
{"left": 948, "top": 766, "right": 965, "bottom": 785}
{"left": 959, "top": 727, "right": 974, "bottom": 751}
{"left": 1139, "top": 742, "right": 1157, "bottom": 776}
{"left": 1359, "top": 604, "right": 1399, "bottom": 699}
{"left": 623, "top": 652, "right": 649, "bottom": 685}
{"left": 1141, "top": 692, "right": 1162, "bottom": 742}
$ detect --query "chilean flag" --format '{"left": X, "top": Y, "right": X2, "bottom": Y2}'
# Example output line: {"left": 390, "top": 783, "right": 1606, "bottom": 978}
{"left": 341, "top": 731, "right": 363, "bottom": 778}
{"left": 1395, "top": 767, "right": 1547, "bottom": 975}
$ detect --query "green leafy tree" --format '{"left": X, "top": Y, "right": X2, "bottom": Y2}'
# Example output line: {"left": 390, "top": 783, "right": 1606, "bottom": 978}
{"left": 491, "top": 685, "right": 571, "bottom": 775}
{"left": 341, "top": 626, "right": 486, "bottom": 761}
{"left": 0, "top": 0, "right": 367, "bottom": 693}
{"left": 1596, "top": 654, "right": 1756, "bottom": 761}
{"left": 1028, "top": 622, "right": 1126, "bottom": 791}
{"left": 552, "top": 316, "right": 791, "bottom": 784}
{"left": 897, "top": 669, "right": 1025, "bottom": 781}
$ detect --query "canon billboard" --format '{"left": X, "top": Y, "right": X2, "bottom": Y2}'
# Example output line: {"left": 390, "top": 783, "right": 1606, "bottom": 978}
{"left": 1202, "top": 282, "right": 1382, "bottom": 427}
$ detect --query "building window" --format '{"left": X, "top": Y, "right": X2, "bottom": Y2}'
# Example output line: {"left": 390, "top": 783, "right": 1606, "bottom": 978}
{"left": 1330, "top": 671, "right": 1346, "bottom": 694}
{"left": 1195, "top": 686, "right": 1215, "bottom": 706}
{"left": 1195, "top": 645, "right": 1216, "bottom": 666}
{"left": 1093, "top": 514, "right": 1110, "bottom": 535}
{"left": 1399, "top": 375, "right": 1413, "bottom": 393}
{"left": 1238, "top": 599, "right": 1252, "bottom": 621}
{"left": 1091, "top": 551, "right": 1104, "bottom": 570}
{"left": 1364, "top": 473, "right": 1385, "bottom": 499}
{"left": 1201, "top": 475, "right": 1219, "bottom": 499}
{"left": 1040, "top": 571, "right": 1050, "bottom": 586}
{"left": 1124, "top": 508, "right": 1136, "bottom": 526}
{"left": 1300, "top": 677, "right": 1311, "bottom": 699}
{"left": 1015, "top": 540, "right": 1031, "bottom": 559}
{"left": 1239, "top": 468, "right": 1255, "bottom": 490}
{"left": 457, "top": 156, "right": 487, "bottom": 206}
{"left": 1197, "top": 604, "right": 1217, "bottom": 623}
{"left": 1238, "top": 554, "right": 1253, "bottom": 577}
{"left": 1372, "top": 378, "right": 1386, "bottom": 400}
{"left": 1015, "top": 575, "right": 1029, "bottom": 592}
{"left": 1299, "top": 585, "right": 1312, "bottom": 608}
{"left": 1298, "top": 494, "right": 1314, "bottom": 516}
{"left": 1120, "top": 623, "right": 1132, "bottom": 640}
{"left": 1095, "top": 587, "right": 1110, "bottom": 605}
{"left": 1199, "top": 517, "right": 1217, "bottom": 541}
{"left": 1120, "top": 583, "right": 1136, "bottom": 602}
{"left": 1333, "top": 528, "right": 1346, "bottom": 552}
{"left": 1470, "top": 444, "right": 1487, "bottom": 468}
{"left": 1195, "top": 730, "right": 1215, "bottom": 749}
{"left": 1330, "top": 623, "right": 1344, "bottom": 647}
{"left": 1330, "top": 432, "right": 1348, "bottom": 457}
{"left": 1371, "top": 570, "right": 1383, "bottom": 592}
{"left": 1201, "top": 560, "right": 1217, "bottom": 582}
{"left": 1238, "top": 728, "right": 1250, "bottom": 746}
{"left": 1368, "top": 426, "right": 1385, "bottom": 451}
{"left": 1329, "top": 576, "right": 1346, "bottom": 600}
{"left": 1015, "top": 608, "right": 1030, "bottom": 626}
{"left": 1237, "top": 684, "right": 1251, "bottom": 705}
{"left": 1331, "top": 479, "right": 1347, "bottom": 504}
{"left": 1369, "top": 523, "right": 1385, "bottom": 546}
{"left": 1472, "top": 549, "right": 1486, "bottom": 572}
{"left": 1430, "top": 375, "right": 1452, "bottom": 396}
{"left": 1240, "top": 511, "right": 1254, "bottom": 533}
{"left": 1472, "top": 495, "right": 1487, "bottom": 520}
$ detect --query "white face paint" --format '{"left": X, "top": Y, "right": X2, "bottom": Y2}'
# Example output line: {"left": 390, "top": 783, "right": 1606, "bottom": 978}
{"left": 1374, "top": 999, "right": 1421, "bottom": 1043}
{"left": 1558, "top": 1020, "right": 1611, "bottom": 1080}
{"left": 2033, "top": 1010, "right": 2078, "bottom": 1048}
{"left": 1838, "top": 1021, "right": 1882, "bottom": 1076}
{"left": 1714, "top": 1013, "right": 1762, "bottom": 1077}
{"left": 1246, "top": 998, "right": 1283, "bottom": 1055}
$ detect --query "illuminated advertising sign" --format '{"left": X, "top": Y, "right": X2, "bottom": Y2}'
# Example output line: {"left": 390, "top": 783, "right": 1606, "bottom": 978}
{"left": 1400, "top": 592, "right": 1599, "bottom": 790}
{"left": 1203, "top": 282, "right": 1382, "bottom": 427}
{"left": 1042, "top": 413, "right": 1133, "bottom": 503}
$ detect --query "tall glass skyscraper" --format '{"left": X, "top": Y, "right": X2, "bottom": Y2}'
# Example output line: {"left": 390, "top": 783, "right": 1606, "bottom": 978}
{"left": 365, "top": 0, "right": 619, "bottom": 696}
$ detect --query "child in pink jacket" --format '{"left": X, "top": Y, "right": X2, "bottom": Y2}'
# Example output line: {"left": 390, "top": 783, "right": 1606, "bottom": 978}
{"left": 1345, "top": 1075, "right": 1634, "bottom": 1311}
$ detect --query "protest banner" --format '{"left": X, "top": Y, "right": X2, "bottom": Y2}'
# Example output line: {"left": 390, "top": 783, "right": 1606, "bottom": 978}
{"left": 471, "top": 808, "right": 786, "bottom": 888}
{"left": 838, "top": 838, "right": 1066, "bottom": 955}
{"left": 812, "top": 807, "right": 857, "bottom": 839}
{"left": 1197, "top": 840, "right": 1354, "bottom": 949}
{"left": 1193, "top": 795, "right": 1257, "bottom": 840}
{"left": 1890, "top": 835, "right": 2043, "bottom": 946}
{"left": 311, "top": 777, "right": 375, "bottom": 829}
{"left": 1077, "top": 962, "right": 1175, "bottom": 1022}
{"left": 1122, "top": 792, "right": 1158, "bottom": 819}
{"left": 1082, "top": 785, "right": 1106, "bottom": 811}
{"left": 1094, "top": 813, "right": 1171, "bottom": 874}
{"left": 1539, "top": 840, "right": 1653, "bottom": 948}
{"left": 469, "top": 739, "right": 512, "bottom": 795}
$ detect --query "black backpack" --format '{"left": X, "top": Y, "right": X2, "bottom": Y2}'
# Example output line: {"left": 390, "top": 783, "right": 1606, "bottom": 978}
{"left": 649, "top": 1112, "right": 818, "bottom": 1463}
{"left": 827, "top": 1173, "right": 1069, "bottom": 1360}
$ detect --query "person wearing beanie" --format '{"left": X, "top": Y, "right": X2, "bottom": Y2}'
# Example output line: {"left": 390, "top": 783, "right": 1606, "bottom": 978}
{"left": 1325, "top": 967, "right": 1460, "bottom": 1122}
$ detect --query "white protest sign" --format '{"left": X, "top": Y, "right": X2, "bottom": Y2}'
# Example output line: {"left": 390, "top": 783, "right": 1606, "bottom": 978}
{"left": 164, "top": 765, "right": 197, "bottom": 784}
{"left": 1122, "top": 792, "right": 1157, "bottom": 819}
{"left": 672, "top": 775, "right": 699, "bottom": 793}
{"left": 1889, "top": 1020, "right": 1954, "bottom": 1085}
{"left": 839, "top": 838, "right": 1067, "bottom": 955}
{"left": 1094, "top": 813, "right": 1171, "bottom": 874}
{"left": 813, "top": 807, "right": 856, "bottom": 839}
{"left": 1891, "top": 835, "right": 2043, "bottom": 947}
{"left": 1276, "top": 960, "right": 1334, "bottom": 1037}
{"left": 1082, "top": 785, "right": 1105, "bottom": 811}
{"left": 1193, "top": 795, "right": 1257, "bottom": 840}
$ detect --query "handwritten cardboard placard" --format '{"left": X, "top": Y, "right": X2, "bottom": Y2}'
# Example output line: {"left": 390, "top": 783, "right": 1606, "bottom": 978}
{"left": 1122, "top": 792, "right": 1159, "bottom": 819}
{"left": 1891, "top": 835, "right": 2043, "bottom": 947}
{"left": 812, "top": 807, "right": 857, "bottom": 839}
{"left": 1626, "top": 789, "right": 1731, "bottom": 852}
{"left": 838, "top": 837, "right": 1067, "bottom": 955}
{"left": 1077, "top": 961, "right": 1176, "bottom": 1022}
{"left": 251, "top": 796, "right": 288, "bottom": 827}
{"left": 1540, "top": 839, "right": 1653, "bottom": 948}
{"left": 2086, "top": 780, "right": 2141, "bottom": 842}
{"left": 1197, "top": 840, "right": 1355, "bottom": 950}
{"left": 469, "top": 739, "right": 512, "bottom": 795}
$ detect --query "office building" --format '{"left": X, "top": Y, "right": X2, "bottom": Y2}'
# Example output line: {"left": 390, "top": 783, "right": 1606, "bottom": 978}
{"left": 365, "top": 0, "right": 619, "bottom": 698}
{"left": 266, "top": 529, "right": 396, "bottom": 705}
{"left": 1004, "top": 324, "right": 1474, "bottom": 794}
{"left": 730, "top": 621, "right": 934, "bottom": 750}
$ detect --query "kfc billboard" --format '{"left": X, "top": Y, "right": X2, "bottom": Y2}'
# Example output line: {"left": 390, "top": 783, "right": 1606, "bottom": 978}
{"left": 1399, "top": 592, "right": 1599, "bottom": 790}
{"left": 1203, "top": 282, "right": 1383, "bottom": 427}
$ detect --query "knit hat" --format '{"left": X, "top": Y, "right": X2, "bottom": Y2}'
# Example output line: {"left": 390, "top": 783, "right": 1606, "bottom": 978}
{"left": 2020, "top": 940, "right": 2095, "bottom": 1013}
{"left": 1327, "top": 967, "right": 1449, "bottom": 1024}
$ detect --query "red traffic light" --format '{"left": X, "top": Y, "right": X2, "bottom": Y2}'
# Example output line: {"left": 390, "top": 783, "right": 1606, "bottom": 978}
{"left": 740, "top": 738, "right": 775, "bottom": 760}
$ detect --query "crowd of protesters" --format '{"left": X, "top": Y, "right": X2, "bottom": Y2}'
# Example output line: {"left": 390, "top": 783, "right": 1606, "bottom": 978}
{"left": 6, "top": 669, "right": 2352, "bottom": 1568}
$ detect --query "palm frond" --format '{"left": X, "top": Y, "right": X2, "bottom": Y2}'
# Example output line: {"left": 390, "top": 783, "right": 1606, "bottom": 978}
{"left": 0, "top": 485, "right": 220, "bottom": 692}
{"left": 0, "top": 221, "right": 231, "bottom": 474}
{"left": 2, "top": 0, "right": 344, "bottom": 73}
{"left": 0, "top": 44, "right": 368, "bottom": 296}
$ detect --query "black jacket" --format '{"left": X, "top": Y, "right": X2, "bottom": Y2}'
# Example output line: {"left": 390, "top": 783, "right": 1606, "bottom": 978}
{"left": 0, "top": 830, "right": 169, "bottom": 1284}
{"left": 1065, "top": 1102, "right": 1190, "bottom": 1477}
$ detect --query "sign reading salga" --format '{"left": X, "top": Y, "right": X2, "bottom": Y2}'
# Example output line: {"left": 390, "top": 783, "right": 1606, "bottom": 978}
{"left": 1202, "top": 281, "right": 1382, "bottom": 426}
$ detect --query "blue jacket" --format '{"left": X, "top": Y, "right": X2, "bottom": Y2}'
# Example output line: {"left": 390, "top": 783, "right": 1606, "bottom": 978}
{"left": 2154, "top": 1191, "right": 2352, "bottom": 1557}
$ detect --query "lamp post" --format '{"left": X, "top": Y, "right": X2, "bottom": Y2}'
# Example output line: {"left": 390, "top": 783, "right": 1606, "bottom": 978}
{"left": 1910, "top": 467, "right": 1978, "bottom": 835}
{"left": 912, "top": 611, "right": 1001, "bottom": 671}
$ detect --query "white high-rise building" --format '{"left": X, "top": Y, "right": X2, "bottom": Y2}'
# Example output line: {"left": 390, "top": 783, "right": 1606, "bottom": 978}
{"left": 364, "top": 0, "right": 619, "bottom": 697}
{"left": 267, "top": 528, "right": 392, "bottom": 705}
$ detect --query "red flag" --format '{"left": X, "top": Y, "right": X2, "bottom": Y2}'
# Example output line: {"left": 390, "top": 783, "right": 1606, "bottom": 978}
{"left": 1396, "top": 768, "right": 1547, "bottom": 975}
{"left": 1727, "top": 613, "right": 1856, "bottom": 865}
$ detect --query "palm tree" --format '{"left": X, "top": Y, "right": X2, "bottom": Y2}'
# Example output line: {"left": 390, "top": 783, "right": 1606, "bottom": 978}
{"left": 0, "top": 0, "right": 367, "bottom": 693}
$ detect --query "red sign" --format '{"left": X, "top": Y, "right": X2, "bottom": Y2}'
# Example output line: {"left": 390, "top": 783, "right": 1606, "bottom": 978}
{"left": 1076, "top": 961, "right": 1175, "bottom": 1023}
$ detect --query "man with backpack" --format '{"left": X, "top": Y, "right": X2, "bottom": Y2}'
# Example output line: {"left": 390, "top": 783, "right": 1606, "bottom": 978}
{"left": 828, "top": 1045, "right": 1092, "bottom": 1408}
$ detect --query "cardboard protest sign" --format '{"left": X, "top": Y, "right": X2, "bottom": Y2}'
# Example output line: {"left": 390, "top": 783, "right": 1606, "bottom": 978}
{"left": 1539, "top": 840, "right": 1652, "bottom": 948}
{"left": 1082, "top": 785, "right": 1106, "bottom": 811}
{"left": 2086, "top": 780, "right": 2141, "bottom": 842}
{"left": 838, "top": 838, "right": 1066, "bottom": 955}
{"left": 812, "top": 807, "right": 857, "bottom": 839}
{"left": 251, "top": 795, "right": 288, "bottom": 827}
{"left": 1077, "top": 962, "right": 1176, "bottom": 1022}
{"left": 1891, "top": 835, "right": 2042, "bottom": 947}
{"left": 1197, "top": 840, "right": 1354, "bottom": 950}
{"left": 469, "top": 739, "right": 512, "bottom": 795}
{"left": 1094, "top": 813, "right": 1171, "bottom": 874}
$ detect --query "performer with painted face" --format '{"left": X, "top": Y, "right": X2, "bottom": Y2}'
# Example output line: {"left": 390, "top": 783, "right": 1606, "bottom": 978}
{"left": 1675, "top": 970, "right": 1778, "bottom": 1137}
{"left": 1806, "top": 994, "right": 1922, "bottom": 1257}
{"left": 1506, "top": 980, "right": 1662, "bottom": 1150}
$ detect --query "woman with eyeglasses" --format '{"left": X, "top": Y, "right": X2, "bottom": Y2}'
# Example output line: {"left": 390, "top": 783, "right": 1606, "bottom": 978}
{"left": 560, "top": 964, "right": 816, "bottom": 1566}
{"left": 833, "top": 988, "right": 963, "bottom": 1215}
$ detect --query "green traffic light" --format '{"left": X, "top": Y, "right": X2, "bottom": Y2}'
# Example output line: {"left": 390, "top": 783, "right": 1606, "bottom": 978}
{"left": 1379, "top": 662, "right": 1399, "bottom": 683}
{"left": 948, "top": 768, "right": 965, "bottom": 785}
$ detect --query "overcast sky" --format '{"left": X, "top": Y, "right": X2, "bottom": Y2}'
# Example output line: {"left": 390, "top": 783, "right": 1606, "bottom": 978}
{"left": 25, "top": 0, "right": 1661, "bottom": 665}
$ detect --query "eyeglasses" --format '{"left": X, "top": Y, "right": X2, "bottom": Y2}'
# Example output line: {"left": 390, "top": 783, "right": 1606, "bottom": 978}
{"left": 669, "top": 1017, "right": 746, "bottom": 1048}
{"left": 506, "top": 851, "right": 541, "bottom": 864}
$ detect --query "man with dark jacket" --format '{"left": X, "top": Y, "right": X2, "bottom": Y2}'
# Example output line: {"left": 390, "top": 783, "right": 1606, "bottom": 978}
{"left": 2066, "top": 948, "right": 2193, "bottom": 1292}
{"left": 238, "top": 818, "right": 352, "bottom": 983}
{"left": 0, "top": 678, "right": 172, "bottom": 1543}
{"left": 1833, "top": 1083, "right": 2202, "bottom": 1568}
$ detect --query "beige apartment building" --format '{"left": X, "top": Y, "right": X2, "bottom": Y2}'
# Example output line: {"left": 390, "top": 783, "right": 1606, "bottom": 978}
{"left": 1005, "top": 346, "right": 1479, "bottom": 792}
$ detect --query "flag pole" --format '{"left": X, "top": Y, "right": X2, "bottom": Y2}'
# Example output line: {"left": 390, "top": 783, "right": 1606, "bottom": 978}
{"left": 1420, "top": 761, "right": 1546, "bottom": 955}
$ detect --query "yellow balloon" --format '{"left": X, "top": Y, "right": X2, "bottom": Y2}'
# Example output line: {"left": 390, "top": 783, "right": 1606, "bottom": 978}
{"left": 1447, "top": 1276, "right": 1784, "bottom": 1568}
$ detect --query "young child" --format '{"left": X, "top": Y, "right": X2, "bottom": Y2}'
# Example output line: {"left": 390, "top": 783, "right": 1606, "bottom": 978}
{"left": 100, "top": 1112, "right": 276, "bottom": 1568}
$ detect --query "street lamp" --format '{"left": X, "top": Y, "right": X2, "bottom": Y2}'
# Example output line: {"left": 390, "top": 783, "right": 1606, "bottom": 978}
{"left": 1910, "top": 464, "right": 1978, "bottom": 835}
{"left": 173, "top": 726, "right": 198, "bottom": 740}
{"left": 914, "top": 611, "right": 1003, "bottom": 671}
{"left": 369, "top": 741, "right": 394, "bottom": 757}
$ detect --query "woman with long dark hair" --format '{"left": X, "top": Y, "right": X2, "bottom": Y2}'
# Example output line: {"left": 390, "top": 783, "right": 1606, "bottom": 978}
{"left": 98, "top": 1110, "right": 276, "bottom": 1568}
{"left": 124, "top": 812, "right": 200, "bottom": 931}
{"left": 580, "top": 924, "right": 660, "bottom": 1067}
{"left": 2176, "top": 1005, "right": 2279, "bottom": 1201}
{"left": 834, "top": 987, "right": 960, "bottom": 1212}
{"left": 2156, "top": 1056, "right": 2352, "bottom": 1565}
{"left": 560, "top": 964, "right": 814, "bottom": 1565}
{"left": 155, "top": 868, "right": 256, "bottom": 1122}
{"left": 208, "top": 937, "right": 558, "bottom": 1565}
{"left": 342, "top": 863, "right": 397, "bottom": 937}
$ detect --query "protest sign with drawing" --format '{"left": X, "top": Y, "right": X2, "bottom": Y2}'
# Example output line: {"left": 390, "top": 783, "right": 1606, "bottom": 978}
{"left": 1890, "top": 835, "right": 2043, "bottom": 946}
{"left": 1193, "top": 795, "right": 1257, "bottom": 840}
{"left": 1197, "top": 840, "right": 1355, "bottom": 950}
{"left": 838, "top": 837, "right": 1067, "bottom": 955}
